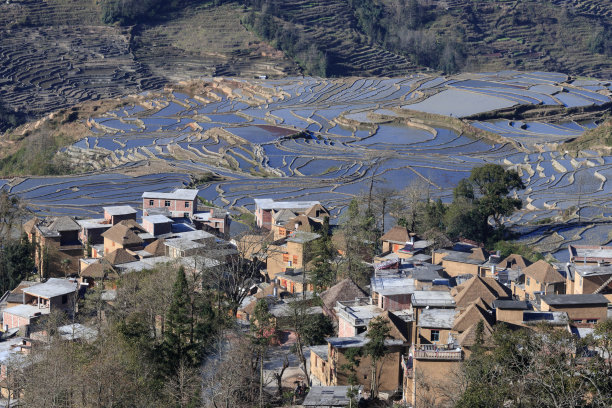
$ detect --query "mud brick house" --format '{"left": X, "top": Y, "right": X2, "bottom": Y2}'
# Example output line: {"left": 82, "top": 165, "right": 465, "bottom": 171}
{"left": 142, "top": 189, "right": 199, "bottom": 218}
{"left": 433, "top": 247, "right": 489, "bottom": 277}
{"left": 101, "top": 220, "right": 152, "bottom": 256}
{"left": 76, "top": 219, "right": 112, "bottom": 246}
{"left": 25, "top": 216, "right": 83, "bottom": 277}
{"left": 103, "top": 205, "right": 137, "bottom": 225}
{"left": 539, "top": 294, "right": 609, "bottom": 323}
{"left": 566, "top": 263, "right": 612, "bottom": 299}
{"left": 310, "top": 336, "right": 404, "bottom": 392}
{"left": 335, "top": 298, "right": 383, "bottom": 337}
{"left": 511, "top": 260, "right": 565, "bottom": 301}
{"left": 192, "top": 208, "right": 230, "bottom": 236}
{"left": 254, "top": 198, "right": 326, "bottom": 230}
{"left": 275, "top": 269, "right": 314, "bottom": 294}
{"left": 319, "top": 279, "right": 367, "bottom": 320}
{"left": 370, "top": 276, "right": 416, "bottom": 312}
{"left": 266, "top": 231, "right": 321, "bottom": 280}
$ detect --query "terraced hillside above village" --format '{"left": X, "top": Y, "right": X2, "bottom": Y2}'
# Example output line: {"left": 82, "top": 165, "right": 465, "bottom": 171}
{"left": 3, "top": 71, "right": 612, "bottom": 261}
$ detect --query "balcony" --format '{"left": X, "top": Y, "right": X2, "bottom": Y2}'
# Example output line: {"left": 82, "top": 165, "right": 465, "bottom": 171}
{"left": 413, "top": 344, "right": 463, "bottom": 361}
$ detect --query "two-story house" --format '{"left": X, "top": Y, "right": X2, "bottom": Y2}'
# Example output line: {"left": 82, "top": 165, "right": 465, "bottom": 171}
{"left": 142, "top": 189, "right": 199, "bottom": 218}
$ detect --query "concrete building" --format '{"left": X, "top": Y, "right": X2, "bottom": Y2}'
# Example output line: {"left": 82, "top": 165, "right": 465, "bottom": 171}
{"left": 142, "top": 189, "right": 199, "bottom": 218}
{"left": 539, "top": 294, "right": 609, "bottom": 323}
{"left": 102, "top": 206, "right": 137, "bottom": 225}
{"left": 253, "top": 198, "right": 325, "bottom": 230}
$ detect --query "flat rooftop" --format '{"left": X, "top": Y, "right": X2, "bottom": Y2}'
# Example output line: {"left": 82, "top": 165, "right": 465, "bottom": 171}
{"left": 572, "top": 264, "right": 612, "bottom": 277}
{"left": 142, "top": 189, "right": 199, "bottom": 201}
{"left": 569, "top": 245, "right": 612, "bottom": 262}
{"left": 371, "top": 277, "right": 416, "bottom": 296}
{"left": 418, "top": 309, "right": 457, "bottom": 329}
{"left": 412, "top": 290, "right": 455, "bottom": 307}
{"left": 523, "top": 311, "right": 569, "bottom": 325}
{"left": 23, "top": 278, "right": 77, "bottom": 298}
{"left": 303, "top": 386, "right": 361, "bottom": 407}
{"left": 286, "top": 231, "right": 321, "bottom": 244}
{"left": 4, "top": 304, "right": 49, "bottom": 318}
{"left": 143, "top": 215, "right": 173, "bottom": 224}
{"left": 326, "top": 336, "right": 403, "bottom": 349}
{"left": 493, "top": 300, "right": 530, "bottom": 310}
{"left": 540, "top": 294, "right": 609, "bottom": 306}
{"left": 103, "top": 205, "right": 137, "bottom": 216}
{"left": 254, "top": 198, "right": 320, "bottom": 210}
{"left": 76, "top": 219, "right": 112, "bottom": 230}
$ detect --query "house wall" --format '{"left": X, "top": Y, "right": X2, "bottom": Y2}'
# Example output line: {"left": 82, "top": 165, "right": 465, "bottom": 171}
{"left": 576, "top": 274, "right": 612, "bottom": 295}
{"left": 310, "top": 353, "right": 331, "bottom": 386}
{"left": 143, "top": 198, "right": 196, "bottom": 217}
{"left": 404, "top": 359, "right": 462, "bottom": 407}
{"left": 379, "top": 293, "right": 412, "bottom": 312}
{"left": 142, "top": 219, "right": 172, "bottom": 236}
{"left": 417, "top": 327, "right": 451, "bottom": 345}
{"left": 256, "top": 208, "right": 272, "bottom": 229}
{"left": 338, "top": 317, "right": 358, "bottom": 338}
{"left": 441, "top": 260, "right": 480, "bottom": 277}
{"left": 332, "top": 346, "right": 403, "bottom": 393}
{"left": 2, "top": 312, "right": 31, "bottom": 330}
{"left": 103, "top": 237, "right": 124, "bottom": 257}
{"left": 496, "top": 309, "right": 524, "bottom": 325}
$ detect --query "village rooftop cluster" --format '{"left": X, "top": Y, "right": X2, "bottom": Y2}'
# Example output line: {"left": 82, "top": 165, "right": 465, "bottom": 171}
{"left": 0, "top": 192, "right": 611, "bottom": 406}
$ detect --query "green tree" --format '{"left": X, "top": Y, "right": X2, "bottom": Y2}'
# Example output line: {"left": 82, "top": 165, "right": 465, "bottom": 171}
{"left": 251, "top": 299, "right": 276, "bottom": 407}
{"left": 337, "top": 199, "right": 378, "bottom": 287}
{"left": 301, "top": 313, "right": 334, "bottom": 346}
{"left": 309, "top": 217, "right": 336, "bottom": 292}
{"left": 363, "top": 316, "right": 391, "bottom": 399}
{"left": 164, "top": 267, "right": 197, "bottom": 368}
{"left": 0, "top": 233, "right": 34, "bottom": 293}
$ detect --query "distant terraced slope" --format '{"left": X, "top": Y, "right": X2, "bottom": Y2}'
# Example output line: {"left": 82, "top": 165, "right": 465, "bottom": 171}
{"left": 0, "top": 0, "right": 162, "bottom": 117}
{"left": 132, "top": 3, "right": 300, "bottom": 80}
{"left": 245, "top": 0, "right": 416, "bottom": 76}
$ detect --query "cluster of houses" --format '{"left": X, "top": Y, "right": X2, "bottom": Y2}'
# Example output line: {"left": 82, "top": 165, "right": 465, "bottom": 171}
{"left": 0, "top": 193, "right": 611, "bottom": 406}
{"left": 237, "top": 200, "right": 612, "bottom": 406}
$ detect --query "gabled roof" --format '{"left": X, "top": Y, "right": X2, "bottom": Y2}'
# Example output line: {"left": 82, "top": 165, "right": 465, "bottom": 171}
{"left": 457, "top": 320, "right": 494, "bottom": 347}
{"left": 379, "top": 310, "right": 410, "bottom": 342}
{"left": 284, "top": 214, "right": 318, "bottom": 233}
{"left": 453, "top": 301, "right": 493, "bottom": 332}
{"left": 320, "top": 279, "right": 367, "bottom": 311}
{"left": 23, "top": 217, "right": 40, "bottom": 235}
{"left": 103, "top": 248, "right": 138, "bottom": 265}
{"left": 144, "top": 239, "right": 166, "bottom": 256}
{"left": 469, "top": 247, "right": 488, "bottom": 261}
{"left": 498, "top": 254, "right": 530, "bottom": 270}
{"left": 273, "top": 208, "right": 296, "bottom": 224}
{"left": 101, "top": 221, "right": 145, "bottom": 246}
{"left": 304, "top": 203, "right": 329, "bottom": 219}
{"left": 453, "top": 276, "right": 511, "bottom": 309}
{"left": 286, "top": 231, "right": 320, "bottom": 244}
{"left": 80, "top": 261, "right": 118, "bottom": 280}
{"left": 380, "top": 225, "right": 411, "bottom": 244}
{"left": 48, "top": 216, "right": 81, "bottom": 232}
{"left": 523, "top": 260, "right": 564, "bottom": 284}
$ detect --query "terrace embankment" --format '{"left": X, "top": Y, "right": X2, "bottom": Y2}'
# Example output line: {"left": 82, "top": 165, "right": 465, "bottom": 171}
{"left": 338, "top": 108, "right": 523, "bottom": 151}
{"left": 562, "top": 119, "right": 612, "bottom": 153}
{"left": 463, "top": 100, "right": 612, "bottom": 124}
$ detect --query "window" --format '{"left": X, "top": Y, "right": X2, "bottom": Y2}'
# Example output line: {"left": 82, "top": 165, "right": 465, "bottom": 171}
{"left": 185, "top": 201, "right": 190, "bottom": 208}
{"left": 62, "top": 295, "right": 67, "bottom": 304}
{"left": 149, "top": 200, "right": 154, "bottom": 206}
{"left": 587, "top": 319, "right": 597, "bottom": 324}
{"left": 184, "top": 213, "right": 189, "bottom": 218}
{"left": 164, "top": 200, "right": 171, "bottom": 207}
{"left": 283, "top": 254, "right": 289, "bottom": 262}
{"left": 430, "top": 330, "right": 440, "bottom": 342}
{"left": 293, "top": 255, "right": 298, "bottom": 264}
{"left": 526, "top": 277, "right": 531, "bottom": 286}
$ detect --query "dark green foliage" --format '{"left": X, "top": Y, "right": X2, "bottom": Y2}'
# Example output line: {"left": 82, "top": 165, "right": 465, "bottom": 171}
{"left": 309, "top": 217, "right": 336, "bottom": 292}
{"left": 364, "top": 316, "right": 391, "bottom": 399}
{"left": 0, "top": 103, "right": 26, "bottom": 133}
{"left": 100, "top": 0, "right": 188, "bottom": 25}
{"left": 241, "top": 10, "right": 328, "bottom": 76}
{"left": 300, "top": 313, "right": 334, "bottom": 346}
{"left": 336, "top": 199, "right": 378, "bottom": 287}
{"left": 457, "top": 321, "right": 612, "bottom": 408}
{"left": 0, "top": 234, "right": 35, "bottom": 293}
{"left": 493, "top": 240, "right": 544, "bottom": 263}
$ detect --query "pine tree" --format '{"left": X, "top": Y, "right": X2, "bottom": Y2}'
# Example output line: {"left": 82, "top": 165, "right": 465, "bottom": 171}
{"left": 164, "top": 267, "right": 196, "bottom": 368}
{"left": 310, "top": 217, "right": 336, "bottom": 292}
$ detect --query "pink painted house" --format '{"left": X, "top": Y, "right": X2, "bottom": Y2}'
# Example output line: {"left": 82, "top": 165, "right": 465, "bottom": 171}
{"left": 142, "top": 189, "right": 199, "bottom": 218}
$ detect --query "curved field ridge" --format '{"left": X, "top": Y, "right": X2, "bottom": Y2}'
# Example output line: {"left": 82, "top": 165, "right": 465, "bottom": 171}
{"left": 4, "top": 71, "right": 612, "bottom": 255}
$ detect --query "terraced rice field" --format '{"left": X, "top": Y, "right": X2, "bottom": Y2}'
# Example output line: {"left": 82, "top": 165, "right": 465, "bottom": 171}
{"left": 4, "top": 71, "right": 612, "bottom": 257}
